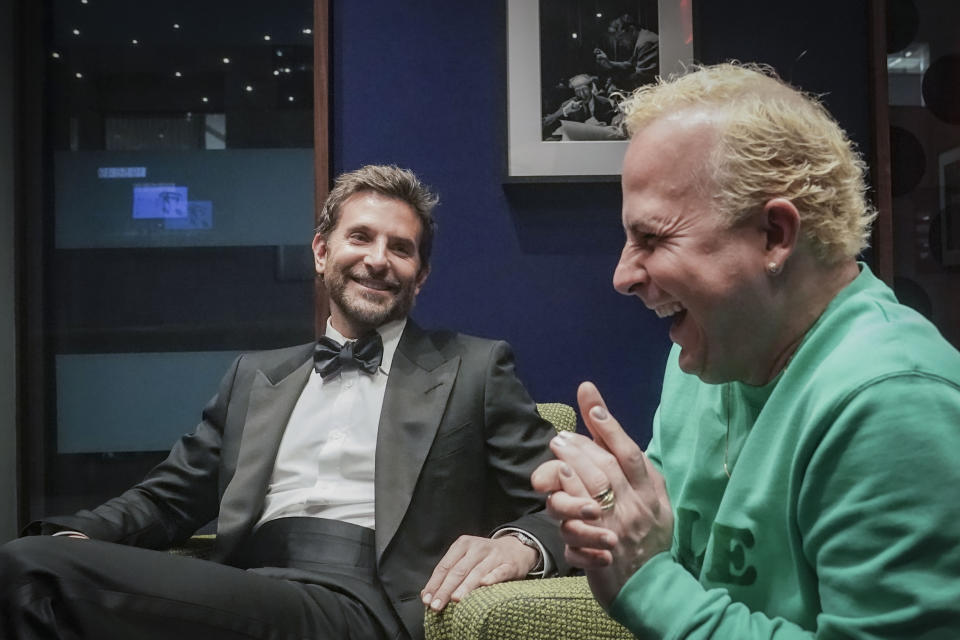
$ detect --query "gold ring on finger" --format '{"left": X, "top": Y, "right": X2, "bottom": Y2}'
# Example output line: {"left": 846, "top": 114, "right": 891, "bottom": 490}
{"left": 592, "top": 487, "right": 616, "bottom": 511}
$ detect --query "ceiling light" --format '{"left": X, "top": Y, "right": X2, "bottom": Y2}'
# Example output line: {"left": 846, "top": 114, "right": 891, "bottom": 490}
{"left": 72, "top": 28, "right": 80, "bottom": 36}
{"left": 222, "top": 57, "right": 231, "bottom": 64}
{"left": 51, "top": 51, "right": 61, "bottom": 59}
{"left": 263, "top": 35, "right": 271, "bottom": 41}
{"left": 245, "top": 85, "right": 253, "bottom": 92}
{"left": 173, "top": 23, "right": 180, "bottom": 29}
{"left": 75, "top": 72, "right": 83, "bottom": 78}
{"left": 131, "top": 39, "right": 138, "bottom": 45}
{"left": 273, "top": 70, "right": 280, "bottom": 76}
{"left": 288, "top": 96, "right": 295, "bottom": 102}
{"left": 202, "top": 97, "right": 209, "bottom": 103}
{"left": 174, "top": 71, "right": 182, "bottom": 77}
{"left": 302, "top": 28, "right": 312, "bottom": 35}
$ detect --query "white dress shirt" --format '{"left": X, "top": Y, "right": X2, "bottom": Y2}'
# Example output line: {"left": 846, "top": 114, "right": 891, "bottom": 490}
{"left": 257, "top": 318, "right": 406, "bottom": 530}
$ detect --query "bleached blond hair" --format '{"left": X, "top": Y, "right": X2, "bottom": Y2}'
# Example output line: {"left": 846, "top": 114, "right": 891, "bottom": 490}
{"left": 620, "top": 63, "right": 876, "bottom": 263}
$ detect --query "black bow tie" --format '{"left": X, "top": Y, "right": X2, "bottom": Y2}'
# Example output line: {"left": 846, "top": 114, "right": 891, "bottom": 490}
{"left": 314, "top": 332, "right": 384, "bottom": 377}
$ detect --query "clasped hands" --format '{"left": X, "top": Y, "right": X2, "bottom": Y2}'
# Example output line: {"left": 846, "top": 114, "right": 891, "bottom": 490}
{"left": 531, "top": 381, "right": 674, "bottom": 607}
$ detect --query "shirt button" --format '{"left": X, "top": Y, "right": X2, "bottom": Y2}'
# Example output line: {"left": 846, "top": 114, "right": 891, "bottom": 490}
{"left": 345, "top": 380, "right": 354, "bottom": 389}
{"left": 330, "top": 430, "right": 344, "bottom": 440}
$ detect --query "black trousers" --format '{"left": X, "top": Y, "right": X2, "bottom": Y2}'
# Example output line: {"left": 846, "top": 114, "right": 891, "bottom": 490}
{"left": 0, "top": 518, "right": 407, "bottom": 640}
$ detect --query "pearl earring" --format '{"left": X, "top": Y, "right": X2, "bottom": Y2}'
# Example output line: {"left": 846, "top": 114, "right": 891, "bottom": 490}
{"left": 767, "top": 261, "right": 781, "bottom": 276}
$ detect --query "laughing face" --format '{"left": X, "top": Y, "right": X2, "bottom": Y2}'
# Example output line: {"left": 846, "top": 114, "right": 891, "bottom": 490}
{"left": 313, "top": 192, "right": 428, "bottom": 338}
{"left": 614, "top": 113, "right": 773, "bottom": 384}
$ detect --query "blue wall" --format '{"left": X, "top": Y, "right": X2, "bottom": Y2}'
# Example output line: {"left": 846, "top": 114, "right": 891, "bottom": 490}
{"left": 330, "top": 1, "right": 871, "bottom": 443}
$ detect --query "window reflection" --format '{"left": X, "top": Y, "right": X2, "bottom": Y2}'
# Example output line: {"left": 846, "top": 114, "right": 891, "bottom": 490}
{"left": 29, "top": 0, "right": 317, "bottom": 519}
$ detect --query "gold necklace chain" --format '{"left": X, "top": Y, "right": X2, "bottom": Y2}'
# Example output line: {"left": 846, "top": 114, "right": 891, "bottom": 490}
{"left": 723, "top": 383, "right": 732, "bottom": 478}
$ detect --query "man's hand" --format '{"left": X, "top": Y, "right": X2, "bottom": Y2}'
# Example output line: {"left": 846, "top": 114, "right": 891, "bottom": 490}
{"left": 561, "top": 98, "right": 582, "bottom": 117}
{"left": 531, "top": 381, "right": 673, "bottom": 607}
{"left": 594, "top": 48, "right": 613, "bottom": 68}
{"left": 420, "top": 534, "right": 538, "bottom": 612}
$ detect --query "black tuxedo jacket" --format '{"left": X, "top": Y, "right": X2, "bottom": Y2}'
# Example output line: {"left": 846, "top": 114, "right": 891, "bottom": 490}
{"left": 36, "top": 321, "right": 566, "bottom": 639}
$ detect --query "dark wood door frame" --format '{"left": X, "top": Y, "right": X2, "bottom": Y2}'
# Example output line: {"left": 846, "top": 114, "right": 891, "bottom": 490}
{"left": 313, "top": 0, "right": 331, "bottom": 335}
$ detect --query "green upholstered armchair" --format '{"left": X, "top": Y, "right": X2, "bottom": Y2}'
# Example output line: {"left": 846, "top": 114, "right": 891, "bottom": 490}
{"left": 423, "top": 576, "right": 632, "bottom": 640}
{"left": 168, "top": 533, "right": 217, "bottom": 560}
{"left": 422, "top": 403, "right": 634, "bottom": 640}
{"left": 531, "top": 402, "right": 577, "bottom": 434}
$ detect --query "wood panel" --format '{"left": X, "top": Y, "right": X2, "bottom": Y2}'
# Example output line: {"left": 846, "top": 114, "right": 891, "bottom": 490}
{"left": 313, "top": 0, "right": 331, "bottom": 336}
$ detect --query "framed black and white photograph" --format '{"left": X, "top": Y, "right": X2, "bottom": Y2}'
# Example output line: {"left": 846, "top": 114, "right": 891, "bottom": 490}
{"left": 506, "top": 0, "right": 694, "bottom": 180}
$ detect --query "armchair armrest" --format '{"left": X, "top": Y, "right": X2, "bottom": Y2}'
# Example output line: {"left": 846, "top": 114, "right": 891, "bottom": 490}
{"left": 424, "top": 576, "right": 633, "bottom": 640}
{"left": 168, "top": 534, "right": 217, "bottom": 560}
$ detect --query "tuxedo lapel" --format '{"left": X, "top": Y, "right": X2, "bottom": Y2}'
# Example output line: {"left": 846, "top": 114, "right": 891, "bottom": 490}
{"left": 374, "top": 323, "right": 459, "bottom": 559}
{"left": 217, "top": 356, "right": 313, "bottom": 553}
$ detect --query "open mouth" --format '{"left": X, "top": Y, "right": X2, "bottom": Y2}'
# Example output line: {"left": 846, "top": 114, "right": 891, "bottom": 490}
{"left": 654, "top": 302, "right": 689, "bottom": 345}
{"left": 653, "top": 301, "right": 685, "bottom": 319}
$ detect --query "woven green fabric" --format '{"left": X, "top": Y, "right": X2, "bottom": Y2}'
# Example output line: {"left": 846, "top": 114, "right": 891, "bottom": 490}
{"left": 536, "top": 403, "right": 576, "bottom": 432}
{"left": 424, "top": 577, "right": 634, "bottom": 640}
{"left": 168, "top": 534, "right": 216, "bottom": 559}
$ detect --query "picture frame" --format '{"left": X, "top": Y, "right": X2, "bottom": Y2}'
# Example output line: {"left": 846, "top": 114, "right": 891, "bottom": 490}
{"left": 506, "top": 0, "right": 695, "bottom": 181}
{"left": 937, "top": 146, "right": 960, "bottom": 266}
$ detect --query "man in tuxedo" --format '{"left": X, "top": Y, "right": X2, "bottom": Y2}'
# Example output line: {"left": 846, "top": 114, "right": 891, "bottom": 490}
{"left": 0, "top": 165, "right": 565, "bottom": 640}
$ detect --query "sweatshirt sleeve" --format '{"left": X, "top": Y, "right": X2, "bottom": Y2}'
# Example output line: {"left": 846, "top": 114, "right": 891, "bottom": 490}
{"left": 610, "top": 374, "right": 960, "bottom": 639}
{"left": 610, "top": 553, "right": 813, "bottom": 639}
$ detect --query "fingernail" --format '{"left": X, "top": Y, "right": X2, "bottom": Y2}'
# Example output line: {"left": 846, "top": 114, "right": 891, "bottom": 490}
{"left": 590, "top": 405, "right": 608, "bottom": 421}
{"left": 431, "top": 598, "right": 443, "bottom": 611}
{"left": 552, "top": 432, "right": 573, "bottom": 446}
{"left": 452, "top": 589, "right": 463, "bottom": 600}
{"left": 560, "top": 463, "right": 573, "bottom": 477}
{"left": 422, "top": 593, "right": 432, "bottom": 605}
{"left": 605, "top": 534, "right": 617, "bottom": 547}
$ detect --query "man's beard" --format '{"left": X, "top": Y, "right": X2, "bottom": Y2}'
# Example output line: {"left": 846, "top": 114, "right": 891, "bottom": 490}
{"left": 325, "top": 266, "right": 417, "bottom": 332}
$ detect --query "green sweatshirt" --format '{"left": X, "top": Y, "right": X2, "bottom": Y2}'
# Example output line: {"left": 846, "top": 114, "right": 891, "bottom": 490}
{"left": 610, "top": 264, "right": 960, "bottom": 639}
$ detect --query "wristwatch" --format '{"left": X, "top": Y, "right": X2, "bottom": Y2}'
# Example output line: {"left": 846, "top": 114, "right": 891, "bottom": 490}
{"left": 506, "top": 531, "right": 544, "bottom": 573}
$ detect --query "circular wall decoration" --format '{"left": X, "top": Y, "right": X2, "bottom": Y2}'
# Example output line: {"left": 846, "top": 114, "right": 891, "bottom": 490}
{"left": 923, "top": 54, "right": 960, "bottom": 125}
{"left": 886, "top": 0, "right": 919, "bottom": 54}
{"left": 889, "top": 125, "right": 926, "bottom": 197}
